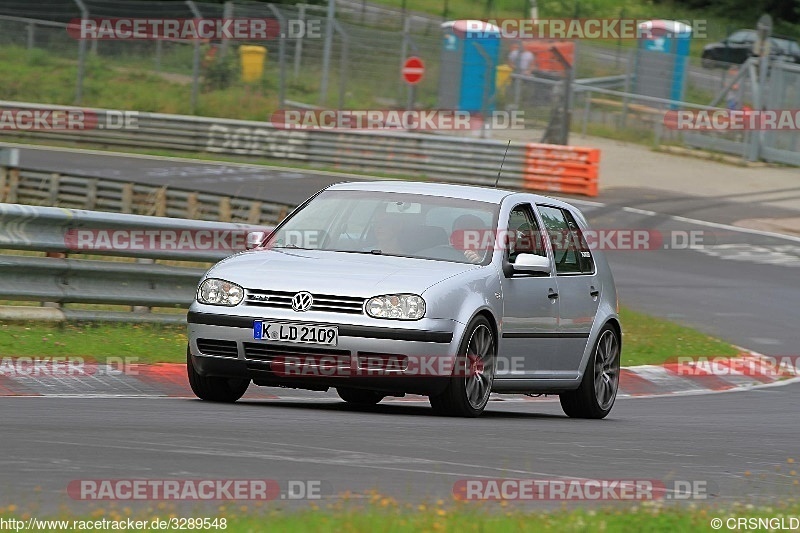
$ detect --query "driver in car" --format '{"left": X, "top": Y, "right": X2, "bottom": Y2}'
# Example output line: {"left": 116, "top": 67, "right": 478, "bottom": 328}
{"left": 451, "top": 214, "right": 489, "bottom": 264}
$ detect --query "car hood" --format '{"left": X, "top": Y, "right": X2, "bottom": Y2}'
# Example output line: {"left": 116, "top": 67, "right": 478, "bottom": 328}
{"left": 206, "top": 248, "right": 478, "bottom": 296}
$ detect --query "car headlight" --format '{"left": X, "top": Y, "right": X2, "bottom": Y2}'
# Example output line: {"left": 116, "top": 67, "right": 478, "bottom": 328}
{"left": 365, "top": 294, "right": 425, "bottom": 320}
{"left": 197, "top": 278, "right": 244, "bottom": 307}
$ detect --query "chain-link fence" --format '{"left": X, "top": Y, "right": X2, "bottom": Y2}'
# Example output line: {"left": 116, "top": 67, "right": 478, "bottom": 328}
{"left": 0, "top": 0, "right": 450, "bottom": 117}
{"left": 0, "top": 0, "right": 797, "bottom": 162}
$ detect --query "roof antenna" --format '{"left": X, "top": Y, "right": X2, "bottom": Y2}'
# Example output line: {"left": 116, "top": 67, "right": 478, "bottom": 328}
{"left": 494, "top": 140, "right": 511, "bottom": 188}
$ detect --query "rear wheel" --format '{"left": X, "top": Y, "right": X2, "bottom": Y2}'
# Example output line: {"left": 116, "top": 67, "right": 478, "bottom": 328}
{"left": 336, "top": 387, "right": 384, "bottom": 405}
{"left": 187, "top": 348, "right": 249, "bottom": 403}
{"left": 559, "top": 325, "right": 620, "bottom": 419}
{"left": 429, "top": 316, "right": 495, "bottom": 417}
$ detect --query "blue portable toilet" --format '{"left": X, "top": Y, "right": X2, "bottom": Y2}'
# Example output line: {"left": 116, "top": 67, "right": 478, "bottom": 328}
{"left": 633, "top": 20, "right": 692, "bottom": 104}
{"left": 438, "top": 20, "right": 501, "bottom": 113}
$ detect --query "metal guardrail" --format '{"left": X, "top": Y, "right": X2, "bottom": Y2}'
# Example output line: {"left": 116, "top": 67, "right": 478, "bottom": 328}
{"left": 0, "top": 203, "right": 269, "bottom": 323}
{"left": 0, "top": 165, "right": 294, "bottom": 225}
{"left": 0, "top": 100, "right": 590, "bottom": 194}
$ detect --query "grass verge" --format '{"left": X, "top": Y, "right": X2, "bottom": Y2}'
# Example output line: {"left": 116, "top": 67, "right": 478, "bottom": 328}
{"left": 0, "top": 306, "right": 741, "bottom": 366}
{"left": 1, "top": 498, "right": 800, "bottom": 532}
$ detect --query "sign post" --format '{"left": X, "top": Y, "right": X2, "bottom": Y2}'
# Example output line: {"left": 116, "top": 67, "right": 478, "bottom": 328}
{"left": 402, "top": 56, "right": 425, "bottom": 112}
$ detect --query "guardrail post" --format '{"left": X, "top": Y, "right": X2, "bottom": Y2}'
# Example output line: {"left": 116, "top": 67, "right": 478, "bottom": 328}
{"left": 132, "top": 258, "right": 154, "bottom": 314}
{"left": 85, "top": 179, "right": 97, "bottom": 210}
{"left": 27, "top": 22, "right": 35, "bottom": 49}
{"left": 42, "top": 252, "right": 66, "bottom": 310}
{"left": 277, "top": 206, "right": 289, "bottom": 222}
{"left": 6, "top": 169, "right": 19, "bottom": 203}
{"left": 187, "top": 192, "right": 199, "bottom": 219}
{"left": 247, "top": 202, "right": 262, "bottom": 224}
{"left": 154, "top": 188, "right": 167, "bottom": 217}
{"left": 121, "top": 184, "right": 133, "bottom": 213}
{"left": 219, "top": 197, "right": 231, "bottom": 222}
{"left": 48, "top": 173, "right": 61, "bottom": 205}
{"left": 0, "top": 148, "right": 20, "bottom": 203}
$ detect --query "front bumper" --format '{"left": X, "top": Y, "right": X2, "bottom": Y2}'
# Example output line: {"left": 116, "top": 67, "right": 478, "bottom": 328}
{"left": 187, "top": 310, "right": 463, "bottom": 396}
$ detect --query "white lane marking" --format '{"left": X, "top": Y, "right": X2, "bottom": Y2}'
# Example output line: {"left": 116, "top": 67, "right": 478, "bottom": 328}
{"left": 557, "top": 196, "right": 800, "bottom": 244}
{"left": 622, "top": 206, "right": 659, "bottom": 216}
{"left": 694, "top": 244, "right": 800, "bottom": 267}
{"left": 669, "top": 215, "right": 800, "bottom": 244}
{"left": 749, "top": 337, "right": 784, "bottom": 345}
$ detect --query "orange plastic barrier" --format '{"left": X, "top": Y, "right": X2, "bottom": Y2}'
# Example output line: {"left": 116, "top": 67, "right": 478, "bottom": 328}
{"left": 522, "top": 143, "right": 600, "bottom": 197}
{"left": 523, "top": 41, "right": 575, "bottom": 72}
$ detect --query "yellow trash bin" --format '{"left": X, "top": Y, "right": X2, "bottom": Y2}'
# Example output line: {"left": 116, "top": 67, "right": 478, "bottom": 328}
{"left": 496, "top": 64, "right": 512, "bottom": 90}
{"left": 239, "top": 45, "right": 267, "bottom": 83}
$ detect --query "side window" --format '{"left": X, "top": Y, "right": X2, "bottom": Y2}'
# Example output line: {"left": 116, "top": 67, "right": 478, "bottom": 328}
{"left": 728, "top": 31, "right": 751, "bottom": 44}
{"left": 506, "top": 204, "right": 547, "bottom": 264}
{"left": 537, "top": 205, "right": 594, "bottom": 275}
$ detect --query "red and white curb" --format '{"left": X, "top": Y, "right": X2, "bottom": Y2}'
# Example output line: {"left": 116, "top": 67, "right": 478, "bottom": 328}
{"left": 0, "top": 351, "right": 796, "bottom": 401}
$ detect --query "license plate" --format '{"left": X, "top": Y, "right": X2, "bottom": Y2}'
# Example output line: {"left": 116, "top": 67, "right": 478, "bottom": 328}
{"left": 254, "top": 321, "right": 338, "bottom": 347}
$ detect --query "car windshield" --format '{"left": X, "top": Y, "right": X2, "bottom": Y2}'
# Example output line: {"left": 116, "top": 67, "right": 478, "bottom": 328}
{"left": 266, "top": 189, "right": 500, "bottom": 264}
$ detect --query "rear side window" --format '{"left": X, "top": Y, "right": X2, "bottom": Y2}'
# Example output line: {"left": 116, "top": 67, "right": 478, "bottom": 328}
{"left": 537, "top": 205, "right": 594, "bottom": 275}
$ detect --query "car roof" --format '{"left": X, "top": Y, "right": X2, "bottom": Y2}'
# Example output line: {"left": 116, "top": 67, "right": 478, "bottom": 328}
{"left": 730, "top": 29, "right": 797, "bottom": 42}
{"left": 327, "top": 180, "right": 513, "bottom": 202}
{"left": 326, "top": 180, "right": 567, "bottom": 205}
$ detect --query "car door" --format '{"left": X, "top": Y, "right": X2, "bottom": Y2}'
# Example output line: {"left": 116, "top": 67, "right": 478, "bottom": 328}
{"left": 497, "top": 203, "right": 561, "bottom": 378}
{"left": 536, "top": 205, "right": 599, "bottom": 373}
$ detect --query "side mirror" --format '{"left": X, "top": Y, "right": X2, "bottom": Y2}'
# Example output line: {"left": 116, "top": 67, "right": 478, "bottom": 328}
{"left": 246, "top": 231, "right": 266, "bottom": 250}
{"left": 513, "top": 253, "right": 551, "bottom": 274}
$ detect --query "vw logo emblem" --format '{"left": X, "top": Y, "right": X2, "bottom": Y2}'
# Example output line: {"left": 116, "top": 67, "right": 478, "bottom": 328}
{"left": 291, "top": 291, "right": 314, "bottom": 312}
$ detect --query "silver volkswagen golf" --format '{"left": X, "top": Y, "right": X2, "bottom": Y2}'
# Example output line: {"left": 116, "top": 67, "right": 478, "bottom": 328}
{"left": 187, "top": 181, "right": 621, "bottom": 418}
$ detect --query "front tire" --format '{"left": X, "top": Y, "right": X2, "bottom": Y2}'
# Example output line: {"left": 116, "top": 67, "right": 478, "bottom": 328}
{"left": 429, "top": 315, "right": 496, "bottom": 417}
{"left": 559, "top": 325, "right": 620, "bottom": 419}
{"left": 336, "top": 387, "right": 384, "bottom": 405}
{"left": 187, "top": 348, "right": 250, "bottom": 403}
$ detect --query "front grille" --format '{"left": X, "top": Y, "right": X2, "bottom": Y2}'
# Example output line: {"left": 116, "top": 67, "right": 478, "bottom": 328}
{"left": 243, "top": 342, "right": 351, "bottom": 370}
{"left": 196, "top": 339, "right": 239, "bottom": 358}
{"left": 244, "top": 289, "right": 365, "bottom": 314}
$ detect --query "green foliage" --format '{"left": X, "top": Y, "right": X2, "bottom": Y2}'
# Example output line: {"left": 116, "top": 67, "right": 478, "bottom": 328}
{"left": 203, "top": 50, "right": 239, "bottom": 92}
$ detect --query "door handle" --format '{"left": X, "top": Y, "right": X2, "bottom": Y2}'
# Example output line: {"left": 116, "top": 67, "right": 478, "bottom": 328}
{"left": 590, "top": 286, "right": 600, "bottom": 298}
{"left": 547, "top": 289, "right": 559, "bottom": 300}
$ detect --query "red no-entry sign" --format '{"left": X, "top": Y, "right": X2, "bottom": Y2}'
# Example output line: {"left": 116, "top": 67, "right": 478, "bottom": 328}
{"left": 402, "top": 56, "right": 425, "bottom": 85}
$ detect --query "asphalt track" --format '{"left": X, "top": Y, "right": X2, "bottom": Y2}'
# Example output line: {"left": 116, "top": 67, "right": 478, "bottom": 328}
{"left": 1, "top": 144, "right": 799, "bottom": 511}
{"left": 1, "top": 384, "right": 798, "bottom": 509}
